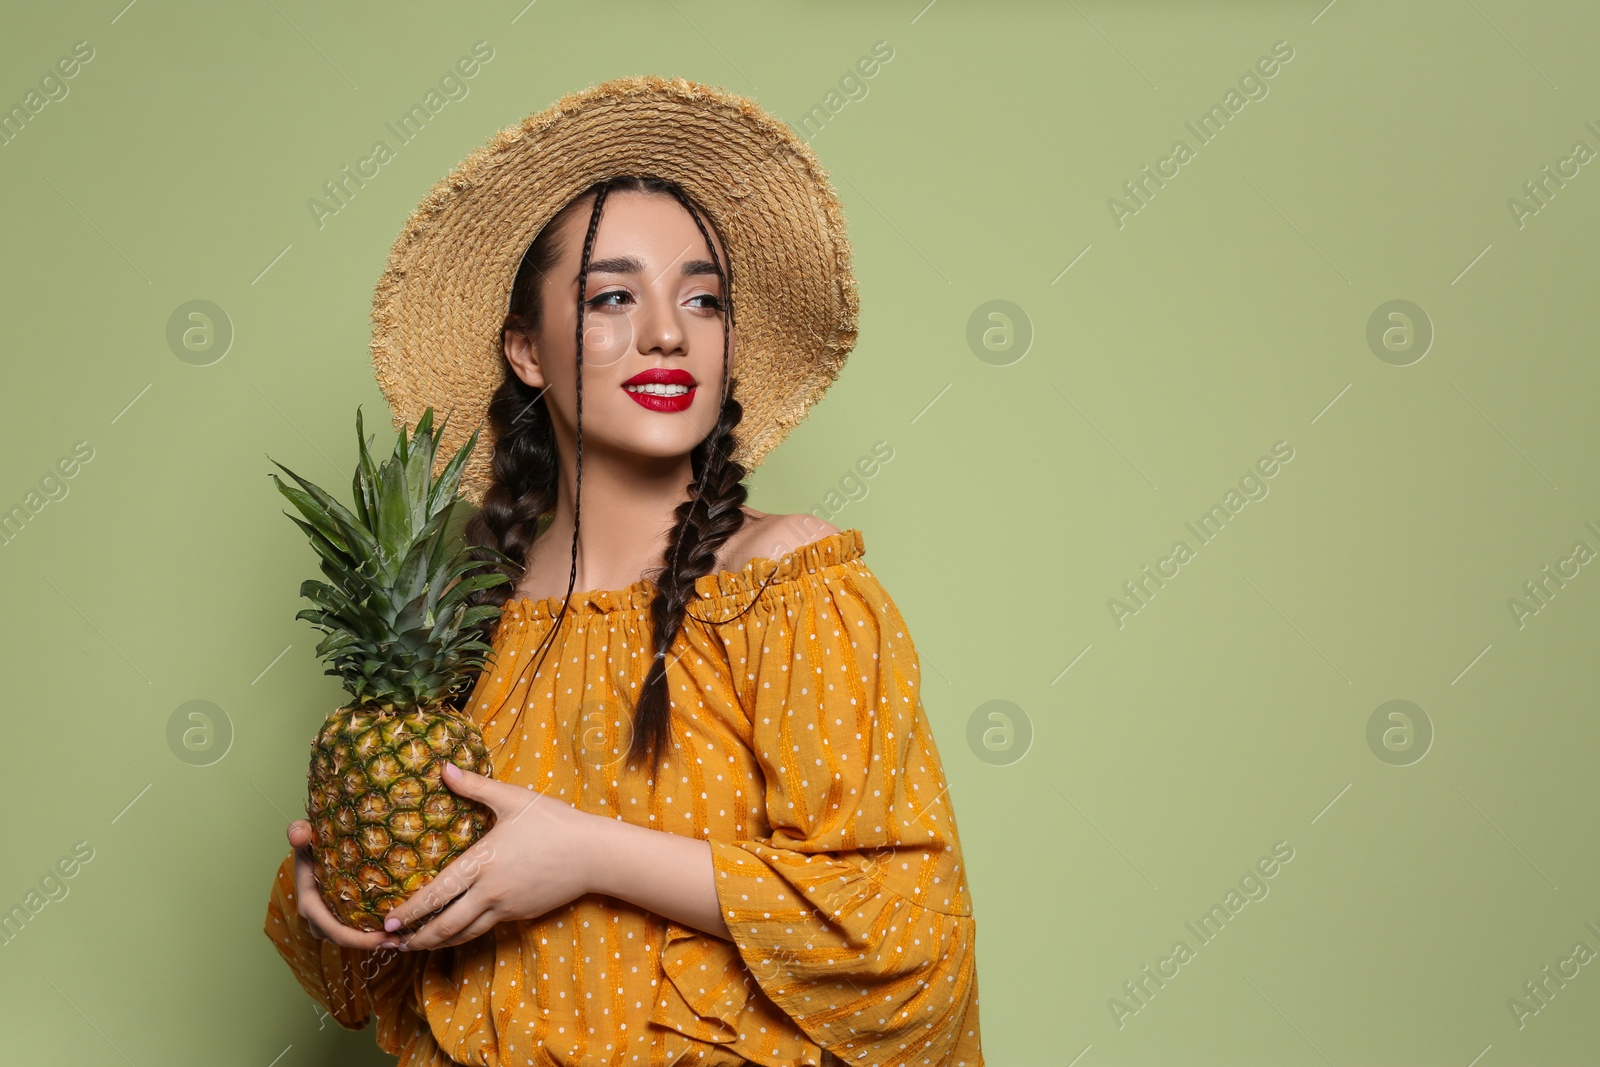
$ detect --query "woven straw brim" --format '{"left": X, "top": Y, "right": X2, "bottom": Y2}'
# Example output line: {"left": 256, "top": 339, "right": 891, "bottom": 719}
{"left": 370, "top": 74, "right": 860, "bottom": 508}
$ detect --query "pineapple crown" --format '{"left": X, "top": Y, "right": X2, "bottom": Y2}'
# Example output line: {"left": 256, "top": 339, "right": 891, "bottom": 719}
{"left": 268, "top": 406, "right": 517, "bottom": 711}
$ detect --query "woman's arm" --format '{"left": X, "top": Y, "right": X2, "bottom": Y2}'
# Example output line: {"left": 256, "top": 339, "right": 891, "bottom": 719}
{"left": 656, "top": 558, "right": 983, "bottom": 1066}
{"left": 371, "top": 764, "right": 732, "bottom": 950}
{"left": 585, "top": 817, "right": 733, "bottom": 940}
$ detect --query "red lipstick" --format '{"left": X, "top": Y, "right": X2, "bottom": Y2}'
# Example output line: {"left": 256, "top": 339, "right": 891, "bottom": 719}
{"left": 621, "top": 367, "right": 697, "bottom": 413}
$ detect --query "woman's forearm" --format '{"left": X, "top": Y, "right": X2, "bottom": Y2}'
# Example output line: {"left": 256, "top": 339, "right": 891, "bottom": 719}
{"left": 585, "top": 815, "right": 733, "bottom": 940}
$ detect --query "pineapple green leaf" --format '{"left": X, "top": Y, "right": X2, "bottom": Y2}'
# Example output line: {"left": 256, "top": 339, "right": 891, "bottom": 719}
{"left": 469, "top": 542, "right": 522, "bottom": 570}
{"left": 280, "top": 514, "right": 373, "bottom": 598}
{"left": 434, "top": 572, "right": 512, "bottom": 607}
{"left": 270, "top": 470, "right": 353, "bottom": 555}
{"left": 409, "top": 408, "right": 446, "bottom": 528}
{"left": 424, "top": 498, "right": 462, "bottom": 576}
{"left": 270, "top": 460, "right": 357, "bottom": 530}
{"left": 271, "top": 463, "right": 380, "bottom": 575}
{"left": 275, "top": 404, "right": 508, "bottom": 711}
{"left": 292, "top": 607, "right": 336, "bottom": 632}
{"left": 405, "top": 497, "right": 458, "bottom": 565}
{"left": 315, "top": 631, "right": 361, "bottom": 657}
{"left": 352, "top": 406, "right": 381, "bottom": 530}
{"left": 390, "top": 538, "right": 440, "bottom": 614}
{"left": 426, "top": 422, "right": 481, "bottom": 518}
{"left": 444, "top": 591, "right": 506, "bottom": 626}
{"left": 374, "top": 447, "right": 414, "bottom": 569}
{"left": 453, "top": 603, "right": 505, "bottom": 629}
{"left": 436, "top": 553, "right": 515, "bottom": 589}
{"left": 427, "top": 604, "right": 489, "bottom": 645}
{"left": 279, "top": 512, "right": 346, "bottom": 567}
{"left": 298, "top": 578, "right": 383, "bottom": 634}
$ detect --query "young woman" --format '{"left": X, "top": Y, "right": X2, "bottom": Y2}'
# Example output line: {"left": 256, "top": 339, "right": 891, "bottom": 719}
{"left": 264, "top": 77, "right": 982, "bottom": 1067}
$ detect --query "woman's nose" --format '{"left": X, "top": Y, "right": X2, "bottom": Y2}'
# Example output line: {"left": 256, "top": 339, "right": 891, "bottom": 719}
{"left": 634, "top": 290, "right": 687, "bottom": 355}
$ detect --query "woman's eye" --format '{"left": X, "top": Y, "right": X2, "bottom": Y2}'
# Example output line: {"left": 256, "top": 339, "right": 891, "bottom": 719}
{"left": 692, "top": 294, "right": 726, "bottom": 312}
{"left": 587, "top": 290, "right": 630, "bottom": 308}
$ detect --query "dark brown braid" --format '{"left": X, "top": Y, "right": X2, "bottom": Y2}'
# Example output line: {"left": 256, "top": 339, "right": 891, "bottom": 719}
{"left": 463, "top": 174, "right": 783, "bottom": 779}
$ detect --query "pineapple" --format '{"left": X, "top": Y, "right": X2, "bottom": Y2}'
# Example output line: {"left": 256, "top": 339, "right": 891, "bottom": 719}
{"left": 268, "top": 406, "right": 516, "bottom": 933}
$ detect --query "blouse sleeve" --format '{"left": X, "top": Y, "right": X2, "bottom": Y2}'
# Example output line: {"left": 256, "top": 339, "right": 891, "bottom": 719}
{"left": 687, "top": 559, "right": 983, "bottom": 1065}
{"left": 262, "top": 850, "right": 431, "bottom": 1053}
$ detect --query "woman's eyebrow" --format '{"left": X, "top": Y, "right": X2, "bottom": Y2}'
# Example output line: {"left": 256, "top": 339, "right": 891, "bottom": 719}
{"left": 582, "top": 255, "right": 721, "bottom": 277}
{"left": 584, "top": 255, "right": 644, "bottom": 275}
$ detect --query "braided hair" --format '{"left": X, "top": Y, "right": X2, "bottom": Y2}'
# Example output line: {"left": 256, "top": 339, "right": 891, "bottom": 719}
{"left": 463, "top": 175, "right": 784, "bottom": 778}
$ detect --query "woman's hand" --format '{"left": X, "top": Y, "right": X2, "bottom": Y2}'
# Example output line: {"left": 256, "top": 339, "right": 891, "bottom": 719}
{"left": 377, "top": 762, "right": 602, "bottom": 952}
{"left": 285, "top": 820, "right": 393, "bottom": 951}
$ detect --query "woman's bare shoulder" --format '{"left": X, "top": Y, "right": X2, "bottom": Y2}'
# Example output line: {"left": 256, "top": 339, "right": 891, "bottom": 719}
{"left": 719, "top": 508, "right": 841, "bottom": 574}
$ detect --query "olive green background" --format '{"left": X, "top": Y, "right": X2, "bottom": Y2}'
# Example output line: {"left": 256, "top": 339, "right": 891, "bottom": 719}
{"left": 3, "top": 1, "right": 1597, "bottom": 1064}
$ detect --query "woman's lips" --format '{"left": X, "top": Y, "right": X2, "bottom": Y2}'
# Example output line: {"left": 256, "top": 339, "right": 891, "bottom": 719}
{"left": 623, "top": 384, "right": 696, "bottom": 412}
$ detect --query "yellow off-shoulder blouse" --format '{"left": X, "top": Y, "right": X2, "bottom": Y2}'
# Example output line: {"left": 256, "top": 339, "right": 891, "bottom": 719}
{"left": 264, "top": 528, "right": 983, "bottom": 1067}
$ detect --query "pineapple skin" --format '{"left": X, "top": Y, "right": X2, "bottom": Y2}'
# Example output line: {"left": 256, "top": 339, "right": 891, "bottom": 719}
{"left": 306, "top": 703, "right": 496, "bottom": 933}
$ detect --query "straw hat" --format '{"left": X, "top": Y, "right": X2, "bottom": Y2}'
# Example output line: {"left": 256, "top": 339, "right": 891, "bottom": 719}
{"left": 369, "top": 74, "right": 860, "bottom": 507}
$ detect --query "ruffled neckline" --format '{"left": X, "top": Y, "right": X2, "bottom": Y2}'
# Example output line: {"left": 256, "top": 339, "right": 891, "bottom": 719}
{"left": 504, "top": 527, "right": 866, "bottom": 620}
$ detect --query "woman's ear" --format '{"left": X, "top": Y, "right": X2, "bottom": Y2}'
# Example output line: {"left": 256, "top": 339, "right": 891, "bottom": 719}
{"left": 503, "top": 325, "right": 547, "bottom": 390}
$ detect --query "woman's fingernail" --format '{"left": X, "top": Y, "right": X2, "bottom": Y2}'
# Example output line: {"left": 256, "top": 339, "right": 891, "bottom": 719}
{"left": 384, "top": 917, "right": 400, "bottom": 932}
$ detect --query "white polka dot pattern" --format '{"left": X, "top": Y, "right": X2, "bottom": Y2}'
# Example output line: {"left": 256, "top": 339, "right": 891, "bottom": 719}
{"left": 262, "top": 528, "right": 983, "bottom": 1067}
